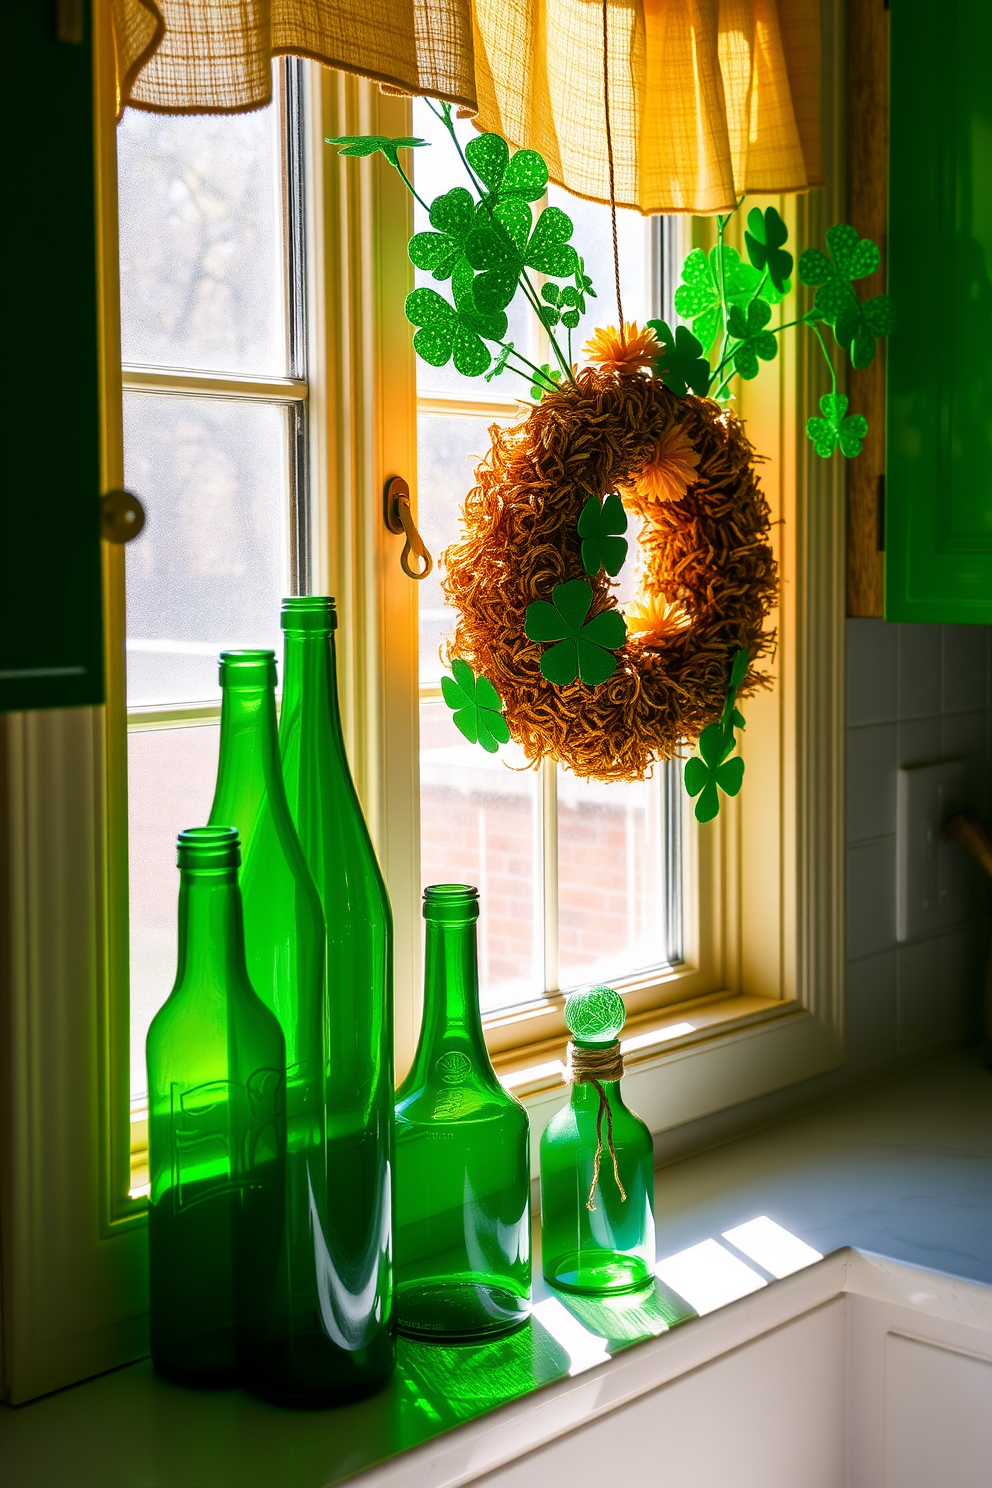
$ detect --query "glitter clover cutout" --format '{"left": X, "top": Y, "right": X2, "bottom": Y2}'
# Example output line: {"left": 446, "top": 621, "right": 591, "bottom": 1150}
{"left": 726, "top": 300, "right": 779, "bottom": 380}
{"left": 673, "top": 244, "right": 785, "bottom": 354}
{"left": 648, "top": 320, "right": 712, "bottom": 397}
{"left": 467, "top": 202, "right": 579, "bottom": 314}
{"left": 798, "top": 224, "right": 892, "bottom": 368}
{"left": 404, "top": 284, "right": 506, "bottom": 377}
{"left": 326, "top": 135, "right": 428, "bottom": 168}
{"left": 524, "top": 578, "right": 627, "bottom": 687}
{"left": 441, "top": 658, "right": 511, "bottom": 754}
{"left": 806, "top": 393, "right": 869, "bottom": 459}
{"left": 464, "top": 133, "right": 549, "bottom": 205}
{"left": 407, "top": 187, "right": 478, "bottom": 281}
{"left": 744, "top": 206, "right": 794, "bottom": 294}
{"left": 578, "top": 492, "right": 628, "bottom": 577}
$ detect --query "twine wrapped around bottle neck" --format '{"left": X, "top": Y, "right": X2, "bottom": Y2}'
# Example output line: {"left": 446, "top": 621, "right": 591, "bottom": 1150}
{"left": 566, "top": 1039, "right": 627, "bottom": 1211}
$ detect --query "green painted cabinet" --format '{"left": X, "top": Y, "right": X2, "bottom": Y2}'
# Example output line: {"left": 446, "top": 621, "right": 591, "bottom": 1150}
{"left": 887, "top": 0, "right": 992, "bottom": 622}
{"left": 1, "top": 2, "right": 105, "bottom": 710}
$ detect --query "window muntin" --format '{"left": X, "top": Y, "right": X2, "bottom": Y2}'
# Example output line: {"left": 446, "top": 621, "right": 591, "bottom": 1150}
{"left": 120, "top": 62, "right": 309, "bottom": 1108}
{"left": 412, "top": 101, "right": 681, "bottom": 1024}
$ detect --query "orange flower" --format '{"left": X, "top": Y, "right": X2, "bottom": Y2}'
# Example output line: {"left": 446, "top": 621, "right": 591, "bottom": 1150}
{"left": 583, "top": 322, "right": 662, "bottom": 373}
{"left": 628, "top": 424, "right": 701, "bottom": 504}
{"left": 623, "top": 593, "right": 691, "bottom": 648}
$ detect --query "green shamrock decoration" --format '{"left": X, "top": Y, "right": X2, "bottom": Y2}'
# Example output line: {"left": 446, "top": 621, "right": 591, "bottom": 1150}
{"left": 441, "top": 658, "right": 511, "bottom": 753}
{"left": 726, "top": 300, "right": 779, "bottom": 379}
{"left": 529, "top": 363, "right": 563, "bottom": 400}
{"left": 524, "top": 579, "right": 627, "bottom": 687}
{"left": 326, "top": 135, "right": 428, "bottom": 167}
{"left": 578, "top": 492, "right": 628, "bottom": 577}
{"left": 673, "top": 244, "right": 784, "bottom": 354}
{"left": 467, "top": 202, "right": 580, "bottom": 314}
{"left": 648, "top": 320, "right": 711, "bottom": 397}
{"left": 798, "top": 224, "right": 893, "bottom": 369}
{"left": 744, "top": 206, "right": 793, "bottom": 294}
{"left": 684, "top": 728, "right": 745, "bottom": 823}
{"left": 464, "top": 133, "right": 549, "bottom": 205}
{"left": 573, "top": 257, "right": 597, "bottom": 314}
{"left": 404, "top": 286, "right": 506, "bottom": 376}
{"left": 684, "top": 647, "right": 749, "bottom": 823}
{"left": 485, "top": 342, "right": 514, "bottom": 382}
{"left": 806, "top": 393, "right": 869, "bottom": 458}
{"left": 541, "top": 282, "right": 583, "bottom": 331}
{"left": 407, "top": 187, "right": 478, "bottom": 280}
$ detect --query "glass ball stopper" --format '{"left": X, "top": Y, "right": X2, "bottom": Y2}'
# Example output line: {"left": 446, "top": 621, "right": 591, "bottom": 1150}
{"left": 564, "top": 986, "right": 627, "bottom": 1045}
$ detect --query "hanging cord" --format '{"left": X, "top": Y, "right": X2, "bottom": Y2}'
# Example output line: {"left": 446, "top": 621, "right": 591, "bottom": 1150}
{"left": 602, "top": 0, "right": 625, "bottom": 340}
{"left": 567, "top": 1039, "right": 627, "bottom": 1210}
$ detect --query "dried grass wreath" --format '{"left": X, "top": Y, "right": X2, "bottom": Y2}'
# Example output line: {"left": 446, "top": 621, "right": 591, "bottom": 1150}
{"left": 441, "top": 365, "right": 778, "bottom": 784}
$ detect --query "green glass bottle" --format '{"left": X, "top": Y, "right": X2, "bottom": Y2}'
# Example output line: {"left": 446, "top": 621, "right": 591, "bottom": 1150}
{"left": 146, "top": 826, "right": 286, "bottom": 1387}
{"left": 207, "top": 649, "right": 335, "bottom": 1403}
{"left": 278, "top": 596, "right": 395, "bottom": 1394}
{"left": 540, "top": 987, "right": 655, "bottom": 1295}
{"left": 394, "top": 885, "right": 531, "bottom": 1339}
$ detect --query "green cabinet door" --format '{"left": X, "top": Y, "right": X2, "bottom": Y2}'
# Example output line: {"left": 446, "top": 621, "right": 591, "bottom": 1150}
{"left": 887, "top": 0, "right": 992, "bottom": 622}
{"left": 1, "top": 2, "right": 104, "bottom": 710}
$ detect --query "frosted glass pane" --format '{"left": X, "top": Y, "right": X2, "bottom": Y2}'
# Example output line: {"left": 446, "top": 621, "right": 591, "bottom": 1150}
{"left": 420, "top": 700, "right": 539, "bottom": 1013}
{"left": 417, "top": 413, "right": 510, "bottom": 686}
{"left": 548, "top": 187, "right": 656, "bottom": 357}
{"left": 123, "top": 394, "right": 289, "bottom": 707}
{"left": 128, "top": 724, "right": 220, "bottom": 1101}
{"left": 118, "top": 102, "right": 286, "bottom": 374}
{"left": 557, "top": 770, "right": 667, "bottom": 989}
{"left": 412, "top": 100, "right": 534, "bottom": 397}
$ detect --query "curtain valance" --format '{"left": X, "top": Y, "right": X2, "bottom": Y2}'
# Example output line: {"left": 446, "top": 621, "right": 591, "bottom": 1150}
{"left": 111, "top": 0, "right": 822, "bottom": 215}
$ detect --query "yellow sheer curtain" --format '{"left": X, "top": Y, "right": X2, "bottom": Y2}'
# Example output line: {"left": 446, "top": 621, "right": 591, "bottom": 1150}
{"left": 111, "top": 0, "right": 821, "bottom": 214}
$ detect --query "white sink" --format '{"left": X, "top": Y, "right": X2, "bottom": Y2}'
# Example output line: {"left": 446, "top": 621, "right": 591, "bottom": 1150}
{"left": 354, "top": 1249, "right": 992, "bottom": 1488}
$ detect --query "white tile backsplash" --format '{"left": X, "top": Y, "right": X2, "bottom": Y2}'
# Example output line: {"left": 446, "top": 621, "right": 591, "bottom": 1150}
{"left": 845, "top": 619, "right": 991, "bottom": 1076}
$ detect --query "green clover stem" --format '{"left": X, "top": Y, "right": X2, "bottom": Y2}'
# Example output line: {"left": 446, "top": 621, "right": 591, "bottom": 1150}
{"left": 393, "top": 160, "right": 430, "bottom": 213}
{"left": 811, "top": 321, "right": 838, "bottom": 398}
{"left": 520, "top": 268, "right": 574, "bottom": 382}
{"left": 708, "top": 311, "right": 817, "bottom": 400}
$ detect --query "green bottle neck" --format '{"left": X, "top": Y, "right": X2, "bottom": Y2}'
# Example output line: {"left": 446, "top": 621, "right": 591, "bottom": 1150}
{"left": 174, "top": 868, "right": 250, "bottom": 997}
{"left": 569, "top": 1039, "right": 627, "bottom": 1110}
{"left": 415, "top": 918, "right": 489, "bottom": 1069}
{"left": 209, "top": 684, "right": 283, "bottom": 849}
{"left": 280, "top": 626, "right": 348, "bottom": 755}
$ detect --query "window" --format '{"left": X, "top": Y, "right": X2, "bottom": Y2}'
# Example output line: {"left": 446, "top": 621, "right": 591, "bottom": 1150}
{"left": 118, "top": 61, "right": 309, "bottom": 1163}
{"left": 412, "top": 103, "right": 683, "bottom": 1051}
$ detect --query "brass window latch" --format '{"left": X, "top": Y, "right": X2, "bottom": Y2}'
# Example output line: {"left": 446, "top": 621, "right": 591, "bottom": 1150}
{"left": 384, "top": 477, "right": 432, "bottom": 580}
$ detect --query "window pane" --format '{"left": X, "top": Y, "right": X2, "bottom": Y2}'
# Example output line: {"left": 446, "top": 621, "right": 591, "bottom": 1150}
{"left": 548, "top": 189, "right": 656, "bottom": 353}
{"left": 420, "top": 700, "right": 539, "bottom": 1013}
{"left": 118, "top": 102, "right": 287, "bottom": 375}
{"left": 123, "top": 393, "right": 290, "bottom": 708}
{"left": 557, "top": 769, "right": 668, "bottom": 990}
{"left": 128, "top": 724, "right": 220, "bottom": 1101}
{"left": 417, "top": 413, "right": 510, "bottom": 685}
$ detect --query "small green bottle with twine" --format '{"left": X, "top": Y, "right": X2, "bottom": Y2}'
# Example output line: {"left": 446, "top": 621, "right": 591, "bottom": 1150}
{"left": 539, "top": 987, "right": 655, "bottom": 1295}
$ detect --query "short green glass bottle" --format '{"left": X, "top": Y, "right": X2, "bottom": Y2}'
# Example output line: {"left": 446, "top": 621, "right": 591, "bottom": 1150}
{"left": 207, "top": 649, "right": 335, "bottom": 1404}
{"left": 278, "top": 596, "right": 395, "bottom": 1394}
{"left": 540, "top": 987, "right": 655, "bottom": 1295}
{"left": 146, "top": 826, "right": 286, "bottom": 1387}
{"left": 394, "top": 885, "right": 531, "bottom": 1339}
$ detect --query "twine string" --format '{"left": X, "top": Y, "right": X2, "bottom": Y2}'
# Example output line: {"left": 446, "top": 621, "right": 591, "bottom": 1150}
{"left": 602, "top": 0, "right": 625, "bottom": 342}
{"left": 568, "top": 1039, "right": 627, "bottom": 1210}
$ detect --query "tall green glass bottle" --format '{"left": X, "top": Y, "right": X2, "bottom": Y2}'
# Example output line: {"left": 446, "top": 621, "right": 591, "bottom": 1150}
{"left": 540, "top": 987, "right": 655, "bottom": 1295}
{"left": 278, "top": 596, "right": 394, "bottom": 1393}
{"left": 208, "top": 649, "right": 334, "bottom": 1403}
{"left": 146, "top": 826, "right": 286, "bottom": 1387}
{"left": 394, "top": 885, "right": 530, "bottom": 1339}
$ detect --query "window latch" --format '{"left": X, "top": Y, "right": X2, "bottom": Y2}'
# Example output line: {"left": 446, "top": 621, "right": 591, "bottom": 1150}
{"left": 384, "top": 477, "right": 433, "bottom": 581}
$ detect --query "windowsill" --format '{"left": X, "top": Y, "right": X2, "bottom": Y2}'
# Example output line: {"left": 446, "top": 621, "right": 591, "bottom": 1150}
{"left": 493, "top": 989, "right": 791, "bottom": 1097}
{"left": 5, "top": 1049, "right": 990, "bottom": 1487}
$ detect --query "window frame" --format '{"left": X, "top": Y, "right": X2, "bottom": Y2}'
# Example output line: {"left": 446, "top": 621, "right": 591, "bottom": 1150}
{"left": 0, "top": 0, "right": 847, "bottom": 1404}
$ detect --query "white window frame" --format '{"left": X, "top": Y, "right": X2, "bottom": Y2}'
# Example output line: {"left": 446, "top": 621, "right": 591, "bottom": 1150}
{"left": 0, "top": 1, "right": 846, "bottom": 1404}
